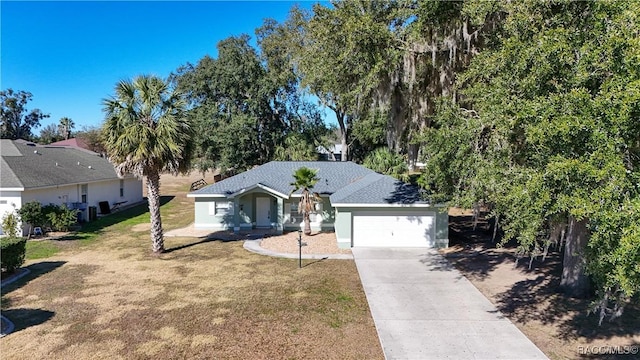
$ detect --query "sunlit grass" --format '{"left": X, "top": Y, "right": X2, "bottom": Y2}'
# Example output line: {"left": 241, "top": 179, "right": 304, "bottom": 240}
{"left": 25, "top": 240, "right": 60, "bottom": 260}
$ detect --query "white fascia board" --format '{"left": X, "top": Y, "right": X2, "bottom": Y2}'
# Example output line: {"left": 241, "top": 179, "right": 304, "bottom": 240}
{"left": 330, "top": 203, "right": 444, "bottom": 208}
{"left": 0, "top": 187, "right": 25, "bottom": 192}
{"left": 23, "top": 178, "right": 122, "bottom": 191}
{"left": 186, "top": 193, "right": 227, "bottom": 198}
{"left": 228, "top": 183, "right": 289, "bottom": 199}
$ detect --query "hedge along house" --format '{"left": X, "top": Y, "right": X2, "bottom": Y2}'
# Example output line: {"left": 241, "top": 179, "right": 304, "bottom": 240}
{"left": 187, "top": 161, "right": 448, "bottom": 248}
{"left": 0, "top": 139, "right": 144, "bottom": 235}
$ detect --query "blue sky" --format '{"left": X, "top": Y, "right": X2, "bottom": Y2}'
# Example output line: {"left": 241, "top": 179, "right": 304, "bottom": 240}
{"left": 1, "top": 1, "right": 320, "bottom": 133}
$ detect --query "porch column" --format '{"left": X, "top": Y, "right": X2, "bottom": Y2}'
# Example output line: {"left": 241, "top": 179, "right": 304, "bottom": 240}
{"left": 276, "top": 197, "right": 284, "bottom": 234}
{"left": 233, "top": 197, "right": 240, "bottom": 233}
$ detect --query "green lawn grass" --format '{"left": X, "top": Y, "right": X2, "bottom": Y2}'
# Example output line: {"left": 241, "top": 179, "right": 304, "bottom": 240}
{"left": 25, "top": 240, "right": 60, "bottom": 260}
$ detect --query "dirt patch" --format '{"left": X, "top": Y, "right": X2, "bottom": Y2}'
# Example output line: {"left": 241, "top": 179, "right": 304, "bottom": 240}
{"left": 260, "top": 231, "right": 352, "bottom": 255}
{"left": 130, "top": 223, "right": 151, "bottom": 232}
{"left": 443, "top": 211, "right": 640, "bottom": 360}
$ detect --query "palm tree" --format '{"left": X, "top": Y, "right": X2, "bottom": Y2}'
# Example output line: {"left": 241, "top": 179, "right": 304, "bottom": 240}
{"left": 102, "top": 75, "right": 194, "bottom": 253}
{"left": 290, "top": 166, "right": 320, "bottom": 235}
{"left": 363, "top": 147, "right": 409, "bottom": 181}
{"left": 58, "top": 117, "right": 74, "bottom": 139}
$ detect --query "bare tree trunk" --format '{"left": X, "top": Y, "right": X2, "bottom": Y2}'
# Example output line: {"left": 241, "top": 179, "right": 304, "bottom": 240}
{"left": 303, "top": 212, "right": 312, "bottom": 236}
{"left": 559, "top": 216, "right": 590, "bottom": 298}
{"left": 340, "top": 134, "right": 348, "bottom": 162}
{"left": 472, "top": 203, "right": 480, "bottom": 231}
{"left": 146, "top": 170, "right": 165, "bottom": 253}
{"left": 492, "top": 214, "right": 499, "bottom": 243}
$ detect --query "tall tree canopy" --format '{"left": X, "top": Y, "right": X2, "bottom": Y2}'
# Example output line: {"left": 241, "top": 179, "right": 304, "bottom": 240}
{"left": 39, "top": 123, "right": 63, "bottom": 144}
{"left": 282, "top": 1, "right": 399, "bottom": 161}
{"left": 102, "top": 75, "right": 194, "bottom": 253}
{"left": 1, "top": 89, "right": 49, "bottom": 140}
{"left": 421, "top": 0, "right": 640, "bottom": 322}
{"left": 172, "top": 34, "right": 329, "bottom": 173}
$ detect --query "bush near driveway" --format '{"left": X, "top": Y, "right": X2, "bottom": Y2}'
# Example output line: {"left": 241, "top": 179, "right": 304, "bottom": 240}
{"left": 1, "top": 237, "right": 26, "bottom": 273}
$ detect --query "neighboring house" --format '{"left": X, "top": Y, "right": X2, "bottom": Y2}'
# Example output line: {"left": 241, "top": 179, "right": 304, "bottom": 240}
{"left": 316, "top": 144, "right": 342, "bottom": 161}
{"left": 0, "top": 139, "right": 143, "bottom": 235}
{"left": 49, "top": 137, "right": 90, "bottom": 150}
{"left": 188, "top": 161, "right": 448, "bottom": 248}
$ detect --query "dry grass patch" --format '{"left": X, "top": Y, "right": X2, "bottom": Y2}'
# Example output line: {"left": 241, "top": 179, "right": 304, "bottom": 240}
{"left": 1, "top": 174, "right": 382, "bottom": 360}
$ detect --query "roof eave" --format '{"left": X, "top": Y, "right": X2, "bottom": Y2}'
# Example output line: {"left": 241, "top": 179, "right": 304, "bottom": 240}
{"left": 331, "top": 202, "right": 445, "bottom": 208}
{"left": 228, "top": 183, "right": 290, "bottom": 199}
{"left": 0, "top": 187, "right": 25, "bottom": 192}
{"left": 187, "top": 193, "right": 227, "bottom": 198}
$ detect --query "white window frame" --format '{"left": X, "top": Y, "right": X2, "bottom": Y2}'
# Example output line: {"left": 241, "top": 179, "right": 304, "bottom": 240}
{"left": 289, "top": 201, "right": 303, "bottom": 224}
{"left": 209, "top": 201, "right": 231, "bottom": 216}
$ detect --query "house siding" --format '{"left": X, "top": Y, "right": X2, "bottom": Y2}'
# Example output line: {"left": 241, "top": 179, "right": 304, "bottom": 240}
{"left": 333, "top": 205, "right": 449, "bottom": 248}
{"left": 194, "top": 198, "right": 233, "bottom": 229}
{"left": 22, "top": 178, "right": 143, "bottom": 222}
{"left": 2, "top": 177, "right": 143, "bottom": 235}
{"left": 334, "top": 208, "right": 352, "bottom": 249}
{"left": 193, "top": 193, "right": 335, "bottom": 233}
{"left": 0, "top": 191, "right": 23, "bottom": 235}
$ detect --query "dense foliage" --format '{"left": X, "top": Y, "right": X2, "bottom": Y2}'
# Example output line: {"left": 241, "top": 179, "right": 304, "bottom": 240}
{"left": 420, "top": 0, "right": 640, "bottom": 322}
{"left": 0, "top": 237, "right": 26, "bottom": 273}
{"left": 172, "top": 34, "right": 331, "bottom": 174}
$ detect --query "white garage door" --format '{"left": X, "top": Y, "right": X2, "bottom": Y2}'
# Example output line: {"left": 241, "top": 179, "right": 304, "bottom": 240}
{"left": 353, "top": 212, "right": 435, "bottom": 247}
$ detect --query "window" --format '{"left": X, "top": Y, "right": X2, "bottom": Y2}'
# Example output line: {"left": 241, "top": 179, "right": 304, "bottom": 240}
{"left": 119, "top": 180, "right": 124, "bottom": 197}
{"left": 289, "top": 201, "right": 303, "bottom": 224}
{"left": 81, "top": 184, "right": 88, "bottom": 203}
{"left": 0, "top": 200, "right": 7, "bottom": 205}
{"left": 209, "top": 201, "right": 231, "bottom": 216}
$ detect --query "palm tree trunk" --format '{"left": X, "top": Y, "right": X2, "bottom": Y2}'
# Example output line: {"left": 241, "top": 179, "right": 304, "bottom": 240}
{"left": 146, "top": 170, "right": 164, "bottom": 253}
{"left": 303, "top": 212, "right": 312, "bottom": 235}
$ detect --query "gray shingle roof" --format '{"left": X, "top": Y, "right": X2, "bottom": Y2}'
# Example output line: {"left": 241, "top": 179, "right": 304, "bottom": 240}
{"left": 329, "top": 173, "right": 427, "bottom": 205}
{"left": 191, "top": 161, "right": 426, "bottom": 205}
{"left": 1, "top": 140, "right": 121, "bottom": 190}
{"left": 192, "top": 161, "right": 375, "bottom": 197}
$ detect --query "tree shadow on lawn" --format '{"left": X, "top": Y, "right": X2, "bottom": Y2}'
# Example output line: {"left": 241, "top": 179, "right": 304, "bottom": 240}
{"left": 163, "top": 238, "right": 235, "bottom": 254}
{"left": 2, "top": 308, "right": 55, "bottom": 335}
{"left": 1, "top": 261, "right": 64, "bottom": 334}
{"left": 443, "top": 214, "right": 524, "bottom": 280}
{"left": 493, "top": 263, "right": 640, "bottom": 342}
{"left": 1, "top": 261, "right": 67, "bottom": 296}
{"left": 446, "top": 213, "right": 640, "bottom": 343}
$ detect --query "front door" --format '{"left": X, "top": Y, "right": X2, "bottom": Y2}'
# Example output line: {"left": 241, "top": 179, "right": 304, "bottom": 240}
{"left": 256, "top": 197, "right": 271, "bottom": 227}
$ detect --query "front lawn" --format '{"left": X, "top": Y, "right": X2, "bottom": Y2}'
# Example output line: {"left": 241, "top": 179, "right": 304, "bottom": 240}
{"left": 1, "top": 173, "right": 383, "bottom": 359}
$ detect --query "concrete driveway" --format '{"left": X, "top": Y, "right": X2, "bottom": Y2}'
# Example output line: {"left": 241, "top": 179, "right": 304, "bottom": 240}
{"left": 352, "top": 247, "right": 548, "bottom": 360}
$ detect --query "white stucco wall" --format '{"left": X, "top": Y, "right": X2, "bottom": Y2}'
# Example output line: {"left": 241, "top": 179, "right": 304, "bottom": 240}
{"left": 0, "top": 191, "right": 23, "bottom": 235}
{"left": 11, "top": 177, "right": 142, "bottom": 231}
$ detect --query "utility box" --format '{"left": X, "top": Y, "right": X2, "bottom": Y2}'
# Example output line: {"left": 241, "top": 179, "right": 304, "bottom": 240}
{"left": 89, "top": 206, "right": 97, "bottom": 221}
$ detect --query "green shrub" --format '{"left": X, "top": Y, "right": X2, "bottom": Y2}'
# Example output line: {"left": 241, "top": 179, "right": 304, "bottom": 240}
{"left": 46, "top": 205, "right": 78, "bottom": 231}
{"left": 41, "top": 204, "right": 60, "bottom": 229}
{"left": 1, "top": 210, "right": 21, "bottom": 237}
{"left": 18, "top": 201, "right": 45, "bottom": 235}
{"left": 1, "top": 237, "right": 27, "bottom": 273}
